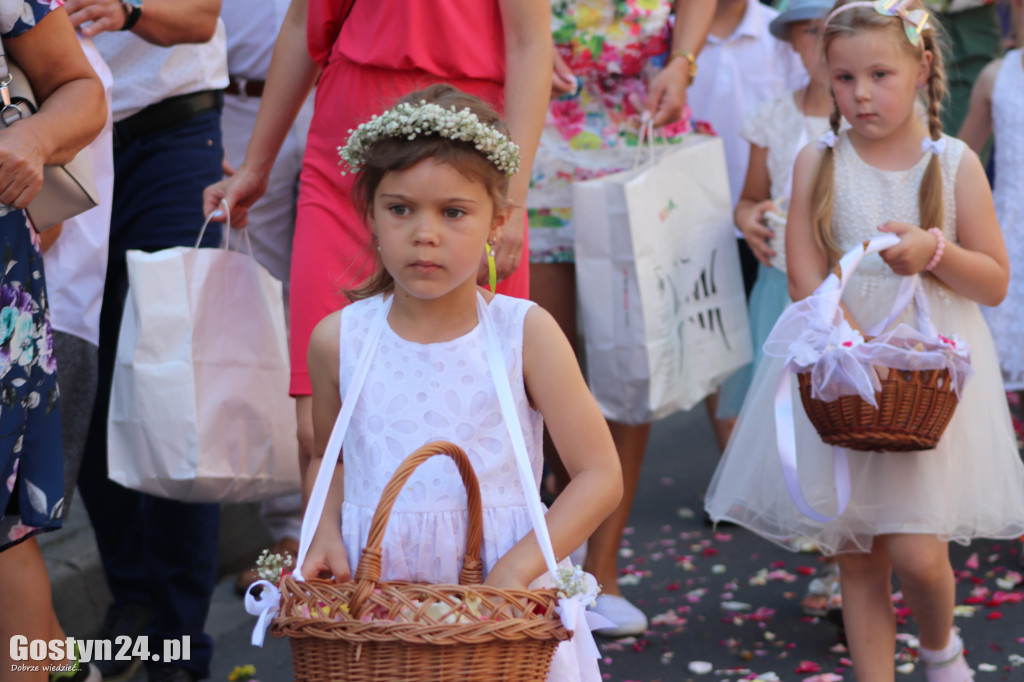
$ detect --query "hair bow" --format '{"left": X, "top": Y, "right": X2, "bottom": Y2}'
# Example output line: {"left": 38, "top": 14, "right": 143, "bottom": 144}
{"left": 921, "top": 136, "right": 946, "bottom": 155}
{"left": 875, "top": 0, "right": 930, "bottom": 46}
{"left": 817, "top": 130, "right": 837, "bottom": 151}
{"left": 826, "top": 0, "right": 931, "bottom": 47}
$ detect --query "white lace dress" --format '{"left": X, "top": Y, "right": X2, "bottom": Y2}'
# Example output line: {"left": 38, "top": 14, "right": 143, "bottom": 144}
{"left": 739, "top": 90, "right": 831, "bottom": 274}
{"left": 983, "top": 49, "right": 1024, "bottom": 390}
{"left": 705, "top": 131, "right": 1024, "bottom": 554}
{"left": 336, "top": 293, "right": 591, "bottom": 680}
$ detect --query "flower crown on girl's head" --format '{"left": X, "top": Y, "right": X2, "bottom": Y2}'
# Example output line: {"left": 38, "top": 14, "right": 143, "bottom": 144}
{"left": 338, "top": 101, "right": 521, "bottom": 177}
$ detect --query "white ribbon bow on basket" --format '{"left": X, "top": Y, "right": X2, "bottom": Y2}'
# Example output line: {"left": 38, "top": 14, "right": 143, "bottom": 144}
{"left": 762, "top": 234, "right": 973, "bottom": 522}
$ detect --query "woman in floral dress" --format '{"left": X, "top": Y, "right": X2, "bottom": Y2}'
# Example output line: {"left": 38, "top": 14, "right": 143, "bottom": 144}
{"left": 0, "top": 1, "right": 104, "bottom": 677}
{"left": 528, "top": 0, "right": 715, "bottom": 636}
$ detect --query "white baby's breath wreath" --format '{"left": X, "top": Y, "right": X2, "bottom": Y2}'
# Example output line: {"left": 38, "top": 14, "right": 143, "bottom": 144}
{"left": 338, "top": 100, "right": 521, "bottom": 177}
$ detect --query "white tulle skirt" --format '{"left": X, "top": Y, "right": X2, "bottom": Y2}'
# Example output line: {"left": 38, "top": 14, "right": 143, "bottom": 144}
{"left": 705, "top": 276, "right": 1024, "bottom": 555}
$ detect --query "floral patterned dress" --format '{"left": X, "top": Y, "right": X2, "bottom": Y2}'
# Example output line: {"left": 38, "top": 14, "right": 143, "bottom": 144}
{"left": 0, "top": 0, "right": 65, "bottom": 551}
{"left": 528, "top": 0, "right": 698, "bottom": 263}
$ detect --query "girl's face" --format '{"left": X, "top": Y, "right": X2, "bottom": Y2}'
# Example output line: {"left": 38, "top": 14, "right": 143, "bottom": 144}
{"left": 827, "top": 28, "right": 931, "bottom": 142}
{"left": 789, "top": 20, "right": 828, "bottom": 86}
{"left": 371, "top": 157, "right": 508, "bottom": 301}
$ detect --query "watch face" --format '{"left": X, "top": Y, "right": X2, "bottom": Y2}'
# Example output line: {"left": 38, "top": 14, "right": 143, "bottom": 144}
{"left": 127, "top": 0, "right": 142, "bottom": 7}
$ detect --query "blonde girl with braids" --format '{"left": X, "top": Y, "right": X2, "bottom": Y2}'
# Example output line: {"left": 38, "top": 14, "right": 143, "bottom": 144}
{"left": 705, "top": 2, "right": 1024, "bottom": 680}
{"left": 303, "top": 85, "right": 622, "bottom": 681}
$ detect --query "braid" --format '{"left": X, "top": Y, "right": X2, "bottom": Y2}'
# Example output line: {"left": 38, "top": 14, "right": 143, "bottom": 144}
{"left": 810, "top": 95, "right": 844, "bottom": 265}
{"left": 918, "top": 30, "right": 946, "bottom": 239}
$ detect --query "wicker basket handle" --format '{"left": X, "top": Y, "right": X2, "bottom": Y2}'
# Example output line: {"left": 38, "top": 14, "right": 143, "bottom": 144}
{"left": 348, "top": 441, "right": 484, "bottom": 617}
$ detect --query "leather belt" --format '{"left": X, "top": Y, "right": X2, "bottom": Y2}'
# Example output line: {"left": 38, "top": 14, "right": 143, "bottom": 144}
{"left": 224, "top": 76, "right": 265, "bottom": 98}
{"left": 113, "top": 90, "right": 223, "bottom": 148}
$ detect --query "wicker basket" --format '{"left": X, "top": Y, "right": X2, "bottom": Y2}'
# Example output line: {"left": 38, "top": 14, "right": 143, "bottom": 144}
{"left": 270, "top": 441, "right": 569, "bottom": 681}
{"left": 797, "top": 355, "right": 960, "bottom": 452}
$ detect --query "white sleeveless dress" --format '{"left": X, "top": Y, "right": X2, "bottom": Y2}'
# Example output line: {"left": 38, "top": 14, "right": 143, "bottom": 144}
{"left": 337, "top": 293, "right": 591, "bottom": 680}
{"left": 983, "top": 49, "right": 1024, "bottom": 390}
{"left": 705, "top": 132, "right": 1024, "bottom": 554}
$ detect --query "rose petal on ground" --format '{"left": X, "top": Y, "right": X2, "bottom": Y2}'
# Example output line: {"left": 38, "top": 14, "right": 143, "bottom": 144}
{"left": 966, "top": 553, "right": 980, "bottom": 570}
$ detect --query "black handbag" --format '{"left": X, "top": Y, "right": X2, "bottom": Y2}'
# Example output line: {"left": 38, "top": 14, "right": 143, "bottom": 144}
{"left": 0, "top": 36, "right": 99, "bottom": 232}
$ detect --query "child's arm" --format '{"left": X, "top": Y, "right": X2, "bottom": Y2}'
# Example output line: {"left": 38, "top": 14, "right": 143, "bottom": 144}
{"left": 301, "top": 312, "right": 351, "bottom": 582}
{"left": 785, "top": 144, "right": 831, "bottom": 301}
{"left": 483, "top": 307, "right": 623, "bottom": 590}
{"left": 734, "top": 144, "right": 776, "bottom": 266}
{"left": 957, "top": 58, "right": 1000, "bottom": 155}
{"left": 878, "top": 149, "right": 1008, "bottom": 306}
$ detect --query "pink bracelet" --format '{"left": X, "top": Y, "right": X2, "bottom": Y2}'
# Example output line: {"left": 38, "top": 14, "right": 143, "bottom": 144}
{"left": 924, "top": 227, "right": 945, "bottom": 271}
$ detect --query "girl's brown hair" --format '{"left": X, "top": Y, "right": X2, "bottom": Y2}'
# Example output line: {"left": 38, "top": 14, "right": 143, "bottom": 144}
{"left": 810, "top": 0, "right": 947, "bottom": 263}
{"left": 347, "top": 84, "right": 512, "bottom": 301}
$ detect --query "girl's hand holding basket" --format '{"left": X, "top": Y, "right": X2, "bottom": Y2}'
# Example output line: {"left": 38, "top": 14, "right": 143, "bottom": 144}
{"left": 878, "top": 221, "right": 944, "bottom": 275}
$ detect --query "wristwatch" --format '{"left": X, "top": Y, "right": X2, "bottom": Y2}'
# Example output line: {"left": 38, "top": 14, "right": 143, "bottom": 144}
{"left": 120, "top": 0, "right": 143, "bottom": 31}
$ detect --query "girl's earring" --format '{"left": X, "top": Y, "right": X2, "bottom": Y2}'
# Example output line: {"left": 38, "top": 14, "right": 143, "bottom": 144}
{"left": 486, "top": 242, "right": 497, "bottom": 293}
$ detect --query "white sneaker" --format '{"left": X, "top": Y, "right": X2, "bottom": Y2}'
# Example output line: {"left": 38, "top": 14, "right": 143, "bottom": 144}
{"left": 591, "top": 594, "right": 648, "bottom": 638}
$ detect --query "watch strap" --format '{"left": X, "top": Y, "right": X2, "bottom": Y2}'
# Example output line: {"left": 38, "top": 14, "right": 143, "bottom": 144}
{"left": 120, "top": 1, "right": 142, "bottom": 31}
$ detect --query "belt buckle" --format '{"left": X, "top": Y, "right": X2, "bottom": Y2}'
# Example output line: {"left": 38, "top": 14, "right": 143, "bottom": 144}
{"left": 234, "top": 76, "right": 249, "bottom": 101}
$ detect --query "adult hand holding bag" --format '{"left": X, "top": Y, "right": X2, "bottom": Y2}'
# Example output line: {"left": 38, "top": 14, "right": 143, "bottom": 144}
{"left": 573, "top": 131, "right": 753, "bottom": 424}
{"left": 0, "top": 35, "right": 99, "bottom": 232}
{"left": 107, "top": 209, "right": 300, "bottom": 502}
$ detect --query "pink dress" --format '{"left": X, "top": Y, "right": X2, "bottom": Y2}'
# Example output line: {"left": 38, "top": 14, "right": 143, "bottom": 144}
{"left": 290, "top": 0, "right": 530, "bottom": 395}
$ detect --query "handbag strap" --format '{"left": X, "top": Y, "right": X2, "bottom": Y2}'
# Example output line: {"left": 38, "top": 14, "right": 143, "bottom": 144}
{"left": 0, "top": 33, "right": 9, "bottom": 82}
{"left": 196, "top": 201, "right": 255, "bottom": 256}
{"left": 293, "top": 294, "right": 391, "bottom": 578}
{"left": 773, "top": 235, "right": 896, "bottom": 524}
{"left": 476, "top": 294, "right": 560, "bottom": 579}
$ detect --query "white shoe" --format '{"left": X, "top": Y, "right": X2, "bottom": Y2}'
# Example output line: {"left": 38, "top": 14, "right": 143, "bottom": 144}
{"left": 591, "top": 594, "right": 648, "bottom": 638}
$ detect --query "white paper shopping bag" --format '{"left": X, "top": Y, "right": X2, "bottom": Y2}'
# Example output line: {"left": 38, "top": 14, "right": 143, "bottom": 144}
{"left": 574, "top": 134, "right": 753, "bottom": 424}
{"left": 107, "top": 225, "right": 300, "bottom": 502}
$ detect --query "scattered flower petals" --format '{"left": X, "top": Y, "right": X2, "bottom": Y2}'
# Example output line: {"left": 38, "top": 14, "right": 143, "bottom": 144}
{"left": 966, "top": 553, "right": 980, "bottom": 570}
{"left": 795, "top": 661, "right": 822, "bottom": 673}
{"left": 688, "top": 661, "right": 713, "bottom": 674}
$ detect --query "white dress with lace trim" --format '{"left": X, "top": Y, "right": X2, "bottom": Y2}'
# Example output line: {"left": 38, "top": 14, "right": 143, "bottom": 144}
{"left": 336, "top": 293, "right": 587, "bottom": 681}
{"left": 705, "top": 131, "right": 1024, "bottom": 554}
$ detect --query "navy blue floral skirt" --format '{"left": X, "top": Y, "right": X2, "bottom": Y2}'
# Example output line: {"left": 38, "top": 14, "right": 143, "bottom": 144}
{"left": 0, "top": 208, "right": 63, "bottom": 551}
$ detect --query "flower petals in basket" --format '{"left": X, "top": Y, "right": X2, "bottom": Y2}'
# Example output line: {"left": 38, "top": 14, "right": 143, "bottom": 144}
{"left": 270, "top": 442, "right": 569, "bottom": 682}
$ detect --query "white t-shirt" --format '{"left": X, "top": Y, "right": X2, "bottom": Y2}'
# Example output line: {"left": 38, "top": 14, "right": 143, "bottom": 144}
{"left": 44, "top": 38, "right": 114, "bottom": 345}
{"left": 93, "top": 20, "right": 228, "bottom": 121}
{"left": 221, "top": 0, "right": 289, "bottom": 80}
{"left": 686, "top": 1, "right": 807, "bottom": 210}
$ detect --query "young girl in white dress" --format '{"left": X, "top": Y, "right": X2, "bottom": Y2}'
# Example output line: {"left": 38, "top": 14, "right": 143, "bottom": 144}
{"left": 705, "top": 2, "right": 1024, "bottom": 680}
{"left": 301, "top": 84, "right": 622, "bottom": 681}
{"left": 959, "top": 0, "right": 1024, "bottom": 403}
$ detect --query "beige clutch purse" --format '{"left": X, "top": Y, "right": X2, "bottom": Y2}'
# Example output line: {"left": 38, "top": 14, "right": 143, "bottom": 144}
{"left": 0, "top": 41, "right": 99, "bottom": 232}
